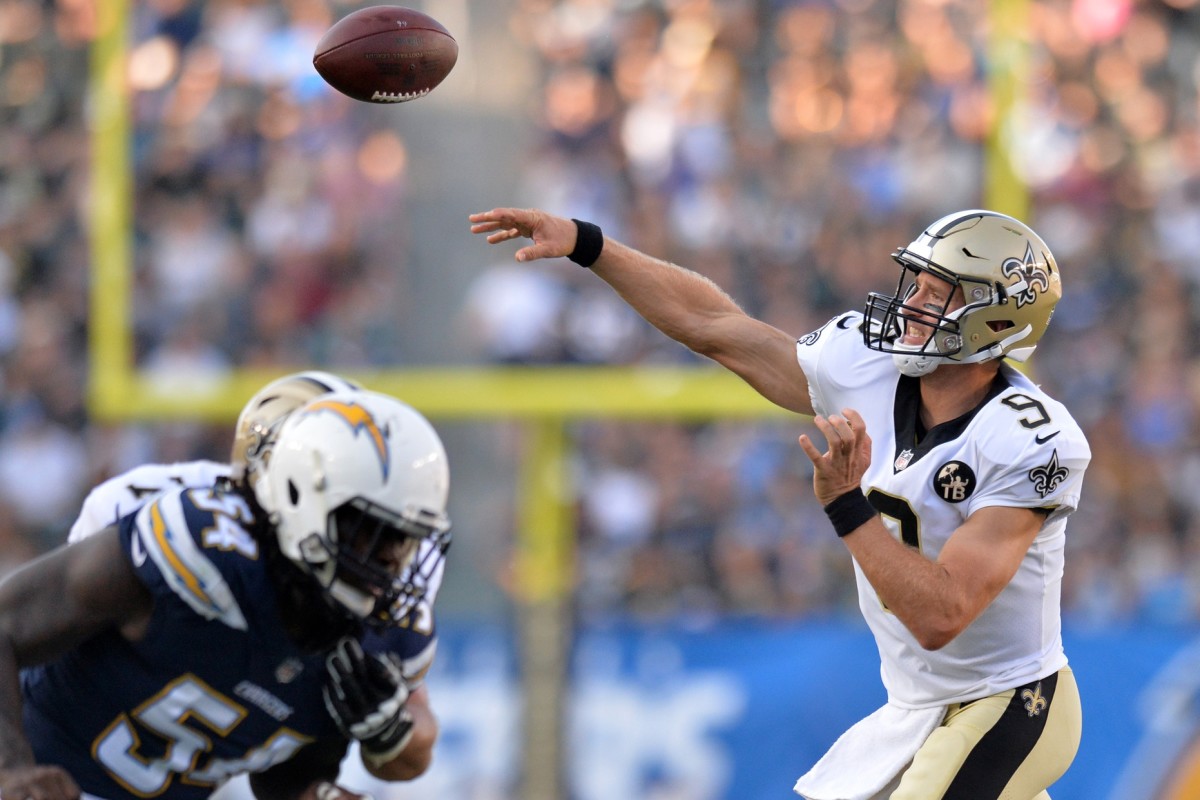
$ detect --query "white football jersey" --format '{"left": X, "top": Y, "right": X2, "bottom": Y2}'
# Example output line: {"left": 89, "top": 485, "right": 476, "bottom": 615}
{"left": 797, "top": 312, "right": 1090, "bottom": 709}
{"left": 68, "top": 460, "right": 232, "bottom": 544}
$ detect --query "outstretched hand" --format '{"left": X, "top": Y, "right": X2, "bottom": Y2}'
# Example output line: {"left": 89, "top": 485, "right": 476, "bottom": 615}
{"left": 468, "top": 208, "right": 578, "bottom": 263}
{"left": 798, "top": 409, "right": 873, "bottom": 506}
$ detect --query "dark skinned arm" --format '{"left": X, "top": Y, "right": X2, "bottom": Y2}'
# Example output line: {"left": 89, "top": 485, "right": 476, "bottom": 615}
{"left": 0, "top": 526, "right": 152, "bottom": 799}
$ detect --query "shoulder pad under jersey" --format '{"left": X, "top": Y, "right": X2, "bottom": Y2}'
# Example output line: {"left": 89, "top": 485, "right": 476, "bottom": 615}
{"left": 126, "top": 487, "right": 257, "bottom": 631}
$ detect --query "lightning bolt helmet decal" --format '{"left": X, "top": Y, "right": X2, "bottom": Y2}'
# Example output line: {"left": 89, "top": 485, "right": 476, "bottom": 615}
{"left": 297, "top": 399, "right": 391, "bottom": 480}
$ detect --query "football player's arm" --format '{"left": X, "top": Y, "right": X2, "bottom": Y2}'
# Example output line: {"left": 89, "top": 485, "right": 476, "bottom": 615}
{"left": 799, "top": 410, "right": 1046, "bottom": 650}
{"left": 842, "top": 505, "right": 1046, "bottom": 650}
{"left": 0, "top": 527, "right": 152, "bottom": 797}
{"left": 361, "top": 683, "right": 436, "bottom": 781}
{"left": 469, "top": 207, "right": 814, "bottom": 415}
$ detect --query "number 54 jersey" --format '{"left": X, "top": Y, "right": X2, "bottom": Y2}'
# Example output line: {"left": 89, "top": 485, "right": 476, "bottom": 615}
{"left": 796, "top": 313, "right": 1091, "bottom": 709}
{"left": 23, "top": 485, "right": 350, "bottom": 800}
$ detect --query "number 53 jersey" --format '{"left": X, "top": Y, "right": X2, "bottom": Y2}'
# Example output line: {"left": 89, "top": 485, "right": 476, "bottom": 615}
{"left": 21, "top": 485, "right": 369, "bottom": 800}
{"left": 796, "top": 312, "right": 1091, "bottom": 709}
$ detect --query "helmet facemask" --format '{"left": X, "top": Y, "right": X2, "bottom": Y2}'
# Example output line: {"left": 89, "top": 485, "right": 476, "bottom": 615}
{"left": 311, "top": 497, "right": 451, "bottom": 629}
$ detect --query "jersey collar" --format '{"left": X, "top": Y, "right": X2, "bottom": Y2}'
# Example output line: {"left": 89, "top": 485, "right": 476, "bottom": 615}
{"left": 891, "top": 371, "right": 1012, "bottom": 473}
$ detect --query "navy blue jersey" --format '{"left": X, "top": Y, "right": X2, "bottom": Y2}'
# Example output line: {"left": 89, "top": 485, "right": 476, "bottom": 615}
{"left": 21, "top": 485, "right": 429, "bottom": 800}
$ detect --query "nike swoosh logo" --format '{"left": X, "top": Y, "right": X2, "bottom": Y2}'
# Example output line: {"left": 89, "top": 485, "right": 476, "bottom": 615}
{"left": 1035, "top": 431, "right": 1060, "bottom": 444}
{"left": 130, "top": 531, "right": 147, "bottom": 567}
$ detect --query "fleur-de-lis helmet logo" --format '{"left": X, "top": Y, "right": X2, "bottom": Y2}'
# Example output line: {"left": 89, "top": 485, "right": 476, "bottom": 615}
{"left": 1001, "top": 243, "right": 1051, "bottom": 309}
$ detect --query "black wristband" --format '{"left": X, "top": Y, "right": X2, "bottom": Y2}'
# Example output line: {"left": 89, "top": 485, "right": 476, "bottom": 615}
{"left": 823, "top": 489, "right": 877, "bottom": 538}
{"left": 568, "top": 219, "right": 604, "bottom": 267}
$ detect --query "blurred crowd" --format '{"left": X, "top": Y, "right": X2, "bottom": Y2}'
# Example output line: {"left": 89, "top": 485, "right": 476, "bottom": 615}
{"left": 474, "top": 0, "right": 1200, "bottom": 628}
{"left": 1, "top": 0, "right": 1199, "bottom": 627}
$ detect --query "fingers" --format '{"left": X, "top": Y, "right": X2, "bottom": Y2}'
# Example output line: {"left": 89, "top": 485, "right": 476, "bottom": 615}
{"left": 845, "top": 408, "right": 873, "bottom": 455}
{"left": 467, "top": 207, "right": 521, "bottom": 223}
{"left": 812, "top": 413, "right": 856, "bottom": 451}
{"left": 468, "top": 208, "right": 530, "bottom": 238}
{"left": 515, "top": 243, "right": 560, "bottom": 262}
{"left": 327, "top": 637, "right": 361, "bottom": 677}
{"left": 800, "top": 410, "right": 870, "bottom": 461}
{"left": 798, "top": 417, "right": 848, "bottom": 460}
{"left": 469, "top": 222, "right": 520, "bottom": 242}
{"left": 470, "top": 209, "right": 537, "bottom": 255}
{"left": 327, "top": 638, "right": 368, "bottom": 710}
{"left": 797, "top": 433, "right": 823, "bottom": 465}
{"left": 469, "top": 208, "right": 585, "bottom": 267}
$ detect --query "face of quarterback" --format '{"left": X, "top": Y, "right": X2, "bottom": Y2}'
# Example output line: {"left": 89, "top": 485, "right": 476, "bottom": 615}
{"left": 897, "top": 272, "right": 963, "bottom": 347}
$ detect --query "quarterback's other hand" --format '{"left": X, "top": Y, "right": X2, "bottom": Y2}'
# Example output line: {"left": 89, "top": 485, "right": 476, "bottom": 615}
{"left": 322, "top": 638, "right": 414, "bottom": 768}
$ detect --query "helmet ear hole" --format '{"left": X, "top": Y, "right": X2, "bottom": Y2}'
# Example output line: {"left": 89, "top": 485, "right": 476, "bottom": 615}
{"left": 288, "top": 480, "right": 300, "bottom": 506}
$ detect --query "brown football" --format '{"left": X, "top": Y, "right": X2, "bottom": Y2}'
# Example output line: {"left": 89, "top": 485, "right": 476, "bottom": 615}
{"left": 313, "top": 6, "right": 458, "bottom": 104}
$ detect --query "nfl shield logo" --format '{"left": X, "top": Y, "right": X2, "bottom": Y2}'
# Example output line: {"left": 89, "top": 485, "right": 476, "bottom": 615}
{"left": 894, "top": 449, "right": 914, "bottom": 471}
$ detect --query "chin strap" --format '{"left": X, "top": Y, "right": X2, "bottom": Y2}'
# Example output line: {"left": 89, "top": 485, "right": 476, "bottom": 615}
{"left": 893, "top": 322, "right": 1035, "bottom": 375}
{"left": 955, "top": 324, "right": 1035, "bottom": 365}
{"left": 891, "top": 343, "right": 941, "bottom": 377}
{"left": 327, "top": 578, "right": 375, "bottom": 619}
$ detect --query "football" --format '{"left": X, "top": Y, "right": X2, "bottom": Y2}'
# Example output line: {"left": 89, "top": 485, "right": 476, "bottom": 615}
{"left": 313, "top": 6, "right": 458, "bottom": 104}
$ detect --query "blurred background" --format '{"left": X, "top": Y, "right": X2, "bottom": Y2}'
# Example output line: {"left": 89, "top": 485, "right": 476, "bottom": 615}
{"left": 3, "top": 0, "right": 1200, "bottom": 797}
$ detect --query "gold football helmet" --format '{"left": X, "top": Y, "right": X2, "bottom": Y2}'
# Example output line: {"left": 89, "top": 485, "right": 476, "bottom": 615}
{"left": 231, "top": 370, "right": 362, "bottom": 486}
{"left": 863, "top": 210, "right": 1062, "bottom": 377}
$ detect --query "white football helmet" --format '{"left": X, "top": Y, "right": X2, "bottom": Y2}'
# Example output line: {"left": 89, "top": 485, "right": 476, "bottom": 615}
{"left": 232, "top": 370, "right": 362, "bottom": 486}
{"left": 253, "top": 389, "right": 451, "bottom": 628}
{"left": 863, "top": 210, "right": 1062, "bottom": 377}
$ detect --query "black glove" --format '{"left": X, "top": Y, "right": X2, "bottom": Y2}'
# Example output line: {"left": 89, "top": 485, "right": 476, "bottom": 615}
{"left": 322, "top": 637, "right": 415, "bottom": 767}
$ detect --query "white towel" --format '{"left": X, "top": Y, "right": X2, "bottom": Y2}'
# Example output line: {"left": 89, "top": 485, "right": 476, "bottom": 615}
{"left": 793, "top": 702, "right": 945, "bottom": 800}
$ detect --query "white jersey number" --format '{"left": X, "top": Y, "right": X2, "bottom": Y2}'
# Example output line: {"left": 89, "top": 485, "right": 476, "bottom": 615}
{"left": 93, "top": 674, "right": 310, "bottom": 795}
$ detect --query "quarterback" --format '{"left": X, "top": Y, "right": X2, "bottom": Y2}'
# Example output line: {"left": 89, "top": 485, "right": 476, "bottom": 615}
{"left": 470, "top": 207, "right": 1089, "bottom": 800}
